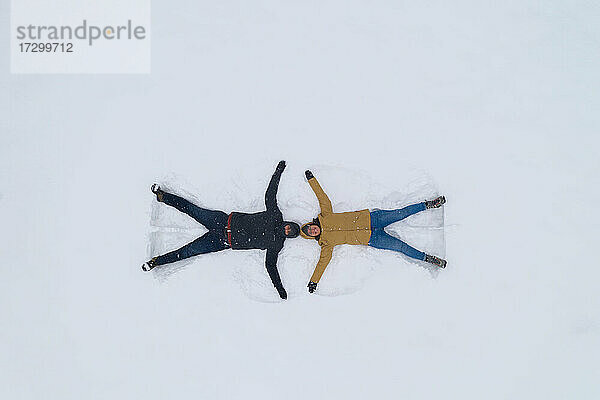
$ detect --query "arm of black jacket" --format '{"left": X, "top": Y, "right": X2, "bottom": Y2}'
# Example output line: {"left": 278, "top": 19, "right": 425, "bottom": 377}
{"left": 265, "top": 161, "right": 285, "bottom": 210}
{"left": 265, "top": 247, "right": 287, "bottom": 299}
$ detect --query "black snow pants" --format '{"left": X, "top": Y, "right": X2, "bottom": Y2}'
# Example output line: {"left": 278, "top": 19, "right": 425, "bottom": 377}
{"left": 153, "top": 191, "right": 230, "bottom": 266}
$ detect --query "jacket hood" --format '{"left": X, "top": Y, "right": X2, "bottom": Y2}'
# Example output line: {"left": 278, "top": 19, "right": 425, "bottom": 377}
{"left": 300, "top": 222, "right": 313, "bottom": 239}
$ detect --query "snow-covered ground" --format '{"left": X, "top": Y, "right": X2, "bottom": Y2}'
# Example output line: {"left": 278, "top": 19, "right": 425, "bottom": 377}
{"left": 1, "top": 1, "right": 599, "bottom": 399}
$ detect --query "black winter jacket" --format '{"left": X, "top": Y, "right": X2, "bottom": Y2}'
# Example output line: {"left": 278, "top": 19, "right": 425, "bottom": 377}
{"left": 229, "top": 163, "right": 289, "bottom": 299}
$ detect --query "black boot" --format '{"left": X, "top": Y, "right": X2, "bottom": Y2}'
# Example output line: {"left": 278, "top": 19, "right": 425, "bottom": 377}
{"left": 424, "top": 254, "right": 447, "bottom": 268}
{"left": 151, "top": 184, "right": 164, "bottom": 202}
{"left": 142, "top": 257, "right": 158, "bottom": 272}
{"left": 425, "top": 195, "right": 446, "bottom": 209}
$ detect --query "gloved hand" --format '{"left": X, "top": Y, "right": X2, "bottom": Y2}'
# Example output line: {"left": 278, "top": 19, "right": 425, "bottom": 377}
{"left": 305, "top": 170, "right": 314, "bottom": 180}
{"left": 276, "top": 160, "right": 286, "bottom": 172}
{"left": 308, "top": 281, "right": 317, "bottom": 293}
{"left": 279, "top": 288, "right": 288, "bottom": 300}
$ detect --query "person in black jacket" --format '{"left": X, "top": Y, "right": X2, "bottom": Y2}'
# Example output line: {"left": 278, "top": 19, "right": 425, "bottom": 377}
{"left": 142, "top": 161, "right": 300, "bottom": 299}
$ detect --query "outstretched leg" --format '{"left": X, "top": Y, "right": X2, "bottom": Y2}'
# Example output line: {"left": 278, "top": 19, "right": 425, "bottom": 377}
{"left": 370, "top": 202, "right": 427, "bottom": 229}
{"left": 370, "top": 196, "right": 446, "bottom": 229}
{"left": 153, "top": 186, "right": 228, "bottom": 230}
{"left": 368, "top": 229, "right": 446, "bottom": 268}
{"left": 143, "top": 231, "right": 228, "bottom": 270}
{"left": 368, "top": 229, "right": 426, "bottom": 261}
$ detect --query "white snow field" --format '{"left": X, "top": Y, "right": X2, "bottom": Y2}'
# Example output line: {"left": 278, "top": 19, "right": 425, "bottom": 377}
{"left": 1, "top": 1, "right": 599, "bottom": 399}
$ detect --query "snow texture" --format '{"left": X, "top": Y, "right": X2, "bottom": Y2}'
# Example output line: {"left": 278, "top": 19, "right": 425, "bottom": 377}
{"left": 2, "top": 1, "right": 599, "bottom": 399}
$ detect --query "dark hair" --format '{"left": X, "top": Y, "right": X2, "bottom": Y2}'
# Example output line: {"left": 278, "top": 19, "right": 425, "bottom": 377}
{"left": 284, "top": 222, "right": 300, "bottom": 238}
{"left": 301, "top": 224, "right": 312, "bottom": 236}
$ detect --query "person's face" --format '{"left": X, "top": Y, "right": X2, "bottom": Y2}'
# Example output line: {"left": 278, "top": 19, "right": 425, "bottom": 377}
{"left": 307, "top": 224, "right": 321, "bottom": 237}
{"left": 284, "top": 224, "right": 291, "bottom": 235}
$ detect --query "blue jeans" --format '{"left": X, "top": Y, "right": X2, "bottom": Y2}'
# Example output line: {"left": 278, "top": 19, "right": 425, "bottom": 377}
{"left": 153, "top": 191, "right": 230, "bottom": 266}
{"left": 368, "top": 203, "right": 427, "bottom": 261}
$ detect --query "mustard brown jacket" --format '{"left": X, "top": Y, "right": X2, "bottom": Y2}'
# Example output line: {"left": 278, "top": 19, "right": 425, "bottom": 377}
{"left": 301, "top": 176, "right": 371, "bottom": 283}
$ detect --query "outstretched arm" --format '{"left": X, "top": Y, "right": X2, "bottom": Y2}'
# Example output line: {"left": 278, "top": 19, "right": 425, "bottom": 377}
{"left": 305, "top": 170, "right": 333, "bottom": 214}
{"left": 265, "top": 161, "right": 286, "bottom": 210}
{"left": 308, "top": 245, "right": 334, "bottom": 291}
{"left": 265, "top": 247, "right": 287, "bottom": 299}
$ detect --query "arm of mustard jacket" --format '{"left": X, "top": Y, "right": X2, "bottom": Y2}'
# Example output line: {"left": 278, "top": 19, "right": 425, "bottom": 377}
{"left": 310, "top": 244, "right": 334, "bottom": 283}
{"left": 307, "top": 176, "right": 333, "bottom": 214}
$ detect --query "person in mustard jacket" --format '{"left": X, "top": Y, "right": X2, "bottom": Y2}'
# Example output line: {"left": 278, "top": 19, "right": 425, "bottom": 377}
{"left": 300, "top": 170, "right": 447, "bottom": 294}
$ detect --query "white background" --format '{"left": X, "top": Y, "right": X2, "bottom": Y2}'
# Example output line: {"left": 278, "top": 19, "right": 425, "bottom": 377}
{"left": 1, "top": 1, "right": 599, "bottom": 399}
